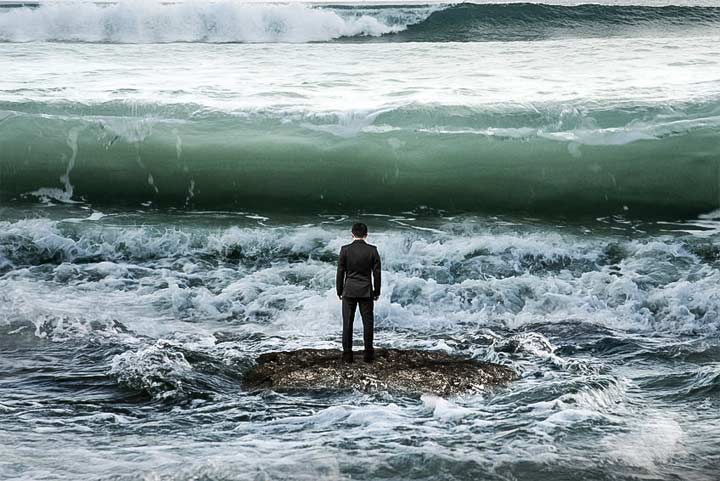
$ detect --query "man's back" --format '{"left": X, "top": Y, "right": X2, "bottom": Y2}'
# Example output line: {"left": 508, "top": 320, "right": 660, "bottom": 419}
{"left": 336, "top": 239, "right": 381, "bottom": 299}
{"left": 336, "top": 223, "right": 381, "bottom": 363}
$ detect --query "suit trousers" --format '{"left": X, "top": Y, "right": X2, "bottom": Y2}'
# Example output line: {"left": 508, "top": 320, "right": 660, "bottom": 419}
{"left": 342, "top": 297, "right": 374, "bottom": 353}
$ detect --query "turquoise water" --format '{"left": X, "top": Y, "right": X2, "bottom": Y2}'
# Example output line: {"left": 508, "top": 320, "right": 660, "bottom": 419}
{"left": 1, "top": 2, "right": 720, "bottom": 480}
{"left": 1, "top": 2, "right": 719, "bottom": 216}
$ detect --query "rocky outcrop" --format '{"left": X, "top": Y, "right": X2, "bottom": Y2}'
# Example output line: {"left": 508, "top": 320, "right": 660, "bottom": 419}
{"left": 243, "top": 348, "right": 517, "bottom": 396}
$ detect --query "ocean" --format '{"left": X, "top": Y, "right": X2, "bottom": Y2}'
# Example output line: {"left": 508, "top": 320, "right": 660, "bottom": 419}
{"left": 1, "top": 1, "right": 719, "bottom": 480}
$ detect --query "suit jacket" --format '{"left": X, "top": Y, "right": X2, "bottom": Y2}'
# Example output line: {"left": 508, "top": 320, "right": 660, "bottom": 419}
{"left": 336, "top": 239, "right": 381, "bottom": 299}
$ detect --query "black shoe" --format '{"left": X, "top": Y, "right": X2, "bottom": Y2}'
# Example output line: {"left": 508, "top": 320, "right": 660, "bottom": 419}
{"left": 342, "top": 352, "right": 354, "bottom": 363}
{"left": 363, "top": 350, "right": 375, "bottom": 363}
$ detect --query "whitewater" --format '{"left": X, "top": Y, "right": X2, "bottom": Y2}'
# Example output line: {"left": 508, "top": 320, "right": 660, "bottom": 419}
{"left": 1, "top": 1, "right": 720, "bottom": 480}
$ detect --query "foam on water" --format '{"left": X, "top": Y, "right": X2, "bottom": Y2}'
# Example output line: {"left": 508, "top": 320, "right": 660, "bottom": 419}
{"left": 2, "top": 214, "right": 720, "bottom": 356}
{"left": 606, "top": 416, "right": 686, "bottom": 469}
{"left": 421, "top": 394, "right": 475, "bottom": 420}
{"left": 1, "top": 1, "right": 718, "bottom": 43}
{"left": 2, "top": 1, "right": 719, "bottom": 477}
{"left": 110, "top": 340, "right": 196, "bottom": 400}
{"left": 0, "top": 1, "right": 419, "bottom": 43}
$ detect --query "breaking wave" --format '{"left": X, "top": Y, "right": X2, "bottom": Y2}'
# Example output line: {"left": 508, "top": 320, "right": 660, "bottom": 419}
{"left": 0, "top": 1, "right": 428, "bottom": 43}
{"left": 0, "top": 2, "right": 719, "bottom": 43}
{"left": 2, "top": 216, "right": 720, "bottom": 339}
{"left": 388, "top": 2, "right": 720, "bottom": 42}
{"left": 109, "top": 339, "right": 247, "bottom": 400}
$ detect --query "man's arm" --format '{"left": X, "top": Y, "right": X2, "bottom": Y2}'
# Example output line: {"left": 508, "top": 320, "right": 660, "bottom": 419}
{"left": 336, "top": 247, "right": 347, "bottom": 298}
{"left": 372, "top": 247, "right": 381, "bottom": 299}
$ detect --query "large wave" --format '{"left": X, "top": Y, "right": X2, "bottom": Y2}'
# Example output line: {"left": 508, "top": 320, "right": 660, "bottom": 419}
{"left": 0, "top": 1, "right": 428, "bottom": 43}
{"left": 0, "top": 2, "right": 719, "bottom": 43}
{"left": 387, "top": 2, "right": 720, "bottom": 42}
{"left": 1, "top": 100, "right": 719, "bottom": 216}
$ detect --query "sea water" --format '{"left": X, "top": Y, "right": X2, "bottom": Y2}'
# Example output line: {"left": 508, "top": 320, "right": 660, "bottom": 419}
{"left": 1, "top": 1, "right": 720, "bottom": 480}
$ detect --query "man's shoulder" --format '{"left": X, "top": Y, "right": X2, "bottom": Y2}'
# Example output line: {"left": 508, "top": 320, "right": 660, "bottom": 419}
{"left": 342, "top": 241, "right": 378, "bottom": 251}
{"left": 366, "top": 243, "right": 379, "bottom": 256}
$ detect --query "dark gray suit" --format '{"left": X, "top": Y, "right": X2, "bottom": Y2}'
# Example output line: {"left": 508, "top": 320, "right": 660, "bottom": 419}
{"left": 336, "top": 240, "right": 381, "bottom": 354}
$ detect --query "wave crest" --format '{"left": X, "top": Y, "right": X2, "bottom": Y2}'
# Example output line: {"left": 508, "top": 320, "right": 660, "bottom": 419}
{"left": 109, "top": 340, "right": 248, "bottom": 401}
{"left": 1, "top": 2, "right": 718, "bottom": 44}
{"left": 0, "top": 1, "right": 415, "bottom": 43}
{"left": 1, "top": 100, "right": 719, "bottom": 216}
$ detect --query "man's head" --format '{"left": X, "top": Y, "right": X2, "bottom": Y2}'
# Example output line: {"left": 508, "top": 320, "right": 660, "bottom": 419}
{"left": 351, "top": 222, "right": 368, "bottom": 239}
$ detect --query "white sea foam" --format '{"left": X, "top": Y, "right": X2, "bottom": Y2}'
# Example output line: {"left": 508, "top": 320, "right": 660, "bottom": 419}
{"left": 605, "top": 416, "right": 686, "bottom": 469}
{"left": 421, "top": 394, "right": 474, "bottom": 420}
{"left": 1, "top": 218, "right": 719, "bottom": 346}
{"left": 109, "top": 340, "right": 196, "bottom": 399}
{"left": 0, "top": 1, "right": 420, "bottom": 43}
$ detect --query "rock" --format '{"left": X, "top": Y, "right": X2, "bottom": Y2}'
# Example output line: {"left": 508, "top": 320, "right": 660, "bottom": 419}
{"left": 243, "top": 348, "right": 517, "bottom": 396}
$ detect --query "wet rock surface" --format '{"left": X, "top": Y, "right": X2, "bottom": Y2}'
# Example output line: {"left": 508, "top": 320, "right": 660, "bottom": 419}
{"left": 244, "top": 348, "right": 517, "bottom": 396}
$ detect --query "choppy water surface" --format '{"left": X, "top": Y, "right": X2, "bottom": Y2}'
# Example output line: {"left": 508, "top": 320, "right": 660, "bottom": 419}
{"left": 2, "top": 205, "right": 720, "bottom": 480}
{"left": 2, "top": 0, "right": 720, "bottom": 479}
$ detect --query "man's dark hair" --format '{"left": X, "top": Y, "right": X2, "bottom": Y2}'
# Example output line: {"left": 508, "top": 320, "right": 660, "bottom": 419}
{"left": 352, "top": 222, "right": 368, "bottom": 238}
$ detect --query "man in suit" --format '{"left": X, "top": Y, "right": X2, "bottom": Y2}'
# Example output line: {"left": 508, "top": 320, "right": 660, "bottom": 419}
{"left": 336, "top": 222, "right": 381, "bottom": 363}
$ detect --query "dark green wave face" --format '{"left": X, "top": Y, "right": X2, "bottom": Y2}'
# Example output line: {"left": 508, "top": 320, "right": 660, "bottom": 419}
{"left": 373, "top": 4, "right": 720, "bottom": 42}
{"left": 1, "top": 3, "right": 718, "bottom": 218}
{"left": 1, "top": 101, "right": 718, "bottom": 218}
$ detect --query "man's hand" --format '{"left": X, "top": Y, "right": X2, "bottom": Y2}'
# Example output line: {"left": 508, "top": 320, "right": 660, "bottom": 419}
{"left": 338, "top": 296, "right": 343, "bottom": 302}
{"left": 373, "top": 295, "right": 379, "bottom": 302}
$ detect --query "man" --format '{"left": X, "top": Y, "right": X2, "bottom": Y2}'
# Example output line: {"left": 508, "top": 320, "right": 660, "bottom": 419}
{"left": 336, "top": 222, "right": 381, "bottom": 363}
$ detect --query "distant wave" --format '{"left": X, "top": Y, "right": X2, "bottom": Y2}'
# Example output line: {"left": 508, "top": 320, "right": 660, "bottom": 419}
{"left": 1, "top": 99, "right": 719, "bottom": 216}
{"left": 0, "top": 1, "right": 428, "bottom": 43}
{"left": 0, "top": 2, "right": 719, "bottom": 43}
{"left": 389, "top": 3, "right": 720, "bottom": 42}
